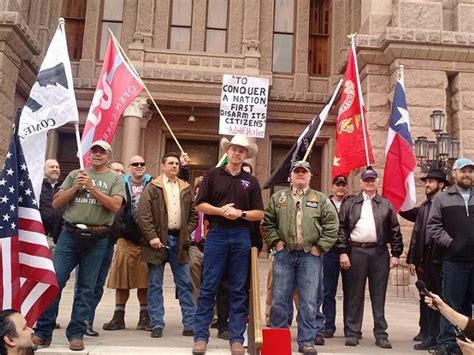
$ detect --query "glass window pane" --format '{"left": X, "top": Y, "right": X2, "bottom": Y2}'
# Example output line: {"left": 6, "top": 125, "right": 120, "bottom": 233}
{"left": 273, "top": 33, "right": 293, "bottom": 72}
{"left": 274, "top": 0, "right": 294, "bottom": 33}
{"left": 103, "top": 0, "right": 123, "bottom": 21}
{"left": 171, "top": 0, "right": 192, "bottom": 26}
{"left": 100, "top": 22, "right": 122, "bottom": 59}
{"left": 170, "top": 27, "right": 191, "bottom": 50}
{"left": 206, "top": 29, "right": 226, "bottom": 53}
{"left": 207, "top": 0, "right": 227, "bottom": 29}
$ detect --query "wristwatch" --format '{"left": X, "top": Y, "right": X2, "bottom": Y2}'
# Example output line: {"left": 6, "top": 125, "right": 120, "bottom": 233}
{"left": 241, "top": 210, "right": 247, "bottom": 218}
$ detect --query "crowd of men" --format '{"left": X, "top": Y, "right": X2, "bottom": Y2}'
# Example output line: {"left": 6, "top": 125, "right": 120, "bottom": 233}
{"left": 2, "top": 134, "right": 472, "bottom": 355}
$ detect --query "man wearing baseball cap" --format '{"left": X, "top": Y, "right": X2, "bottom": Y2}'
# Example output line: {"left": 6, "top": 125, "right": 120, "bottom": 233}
{"left": 427, "top": 157, "right": 474, "bottom": 355}
{"left": 337, "top": 166, "right": 403, "bottom": 349}
{"left": 322, "top": 175, "right": 351, "bottom": 340}
{"left": 32, "top": 140, "right": 126, "bottom": 351}
{"left": 263, "top": 160, "right": 339, "bottom": 354}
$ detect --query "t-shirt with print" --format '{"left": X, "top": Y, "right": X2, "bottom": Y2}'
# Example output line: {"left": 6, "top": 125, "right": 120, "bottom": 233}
{"left": 130, "top": 180, "right": 145, "bottom": 219}
{"left": 61, "top": 168, "right": 126, "bottom": 226}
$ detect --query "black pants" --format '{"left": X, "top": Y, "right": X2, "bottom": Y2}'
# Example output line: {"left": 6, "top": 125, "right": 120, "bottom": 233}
{"left": 417, "top": 262, "right": 442, "bottom": 337}
{"left": 343, "top": 247, "right": 390, "bottom": 339}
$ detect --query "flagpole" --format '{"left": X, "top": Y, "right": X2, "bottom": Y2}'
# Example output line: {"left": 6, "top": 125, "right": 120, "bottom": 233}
{"left": 399, "top": 64, "right": 405, "bottom": 87}
{"left": 107, "top": 29, "right": 185, "bottom": 155}
{"left": 349, "top": 34, "right": 371, "bottom": 167}
{"left": 302, "top": 79, "right": 343, "bottom": 162}
{"left": 74, "top": 122, "right": 84, "bottom": 170}
{"left": 216, "top": 153, "right": 228, "bottom": 167}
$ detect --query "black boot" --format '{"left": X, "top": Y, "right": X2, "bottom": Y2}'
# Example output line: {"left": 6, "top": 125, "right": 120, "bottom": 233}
{"left": 103, "top": 310, "right": 125, "bottom": 330}
{"left": 136, "top": 310, "right": 151, "bottom": 331}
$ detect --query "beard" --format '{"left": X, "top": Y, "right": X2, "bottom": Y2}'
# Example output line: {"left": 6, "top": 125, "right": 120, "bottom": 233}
{"left": 425, "top": 185, "right": 440, "bottom": 197}
{"left": 456, "top": 177, "right": 472, "bottom": 189}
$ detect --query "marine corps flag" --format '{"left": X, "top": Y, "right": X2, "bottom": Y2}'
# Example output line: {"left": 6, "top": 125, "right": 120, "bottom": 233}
{"left": 332, "top": 37, "right": 374, "bottom": 178}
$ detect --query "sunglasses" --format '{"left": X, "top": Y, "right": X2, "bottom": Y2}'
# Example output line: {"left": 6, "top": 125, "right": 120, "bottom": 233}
{"left": 130, "top": 162, "right": 146, "bottom": 167}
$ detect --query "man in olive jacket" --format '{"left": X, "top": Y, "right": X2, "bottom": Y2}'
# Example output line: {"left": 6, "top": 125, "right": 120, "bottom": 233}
{"left": 263, "top": 161, "right": 339, "bottom": 355}
{"left": 137, "top": 152, "right": 198, "bottom": 339}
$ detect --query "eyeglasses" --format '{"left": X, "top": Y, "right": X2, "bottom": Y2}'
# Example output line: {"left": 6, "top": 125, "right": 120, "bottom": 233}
{"left": 130, "top": 162, "right": 146, "bottom": 167}
{"left": 296, "top": 201, "right": 301, "bottom": 211}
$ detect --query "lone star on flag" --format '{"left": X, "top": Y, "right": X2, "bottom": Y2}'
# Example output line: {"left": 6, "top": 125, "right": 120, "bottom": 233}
{"left": 394, "top": 107, "right": 409, "bottom": 127}
{"left": 333, "top": 156, "right": 341, "bottom": 166}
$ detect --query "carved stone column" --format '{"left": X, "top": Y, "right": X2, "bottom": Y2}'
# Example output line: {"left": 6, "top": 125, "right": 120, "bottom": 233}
{"left": 121, "top": 98, "right": 150, "bottom": 164}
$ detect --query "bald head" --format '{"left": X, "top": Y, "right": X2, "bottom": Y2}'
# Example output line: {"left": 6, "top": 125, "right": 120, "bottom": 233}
{"left": 128, "top": 155, "right": 146, "bottom": 181}
{"left": 110, "top": 162, "right": 125, "bottom": 175}
{"left": 44, "top": 159, "right": 60, "bottom": 184}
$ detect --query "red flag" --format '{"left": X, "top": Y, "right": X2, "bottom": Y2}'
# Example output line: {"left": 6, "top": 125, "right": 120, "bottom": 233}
{"left": 0, "top": 133, "right": 58, "bottom": 326}
{"left": 332, "top": 43, "right": 374, "bottom": 178}
{"left": 80, "top": 37, "right": 144, "bottom": 167}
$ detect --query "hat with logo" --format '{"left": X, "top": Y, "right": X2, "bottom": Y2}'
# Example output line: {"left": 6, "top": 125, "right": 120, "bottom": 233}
{"left": 421, "top": 169, "right": 450, "bottom": 186}
{"left": 361, "top": 166, "right": 378, "bottom": 180}
{"left": 452, "top": 157, "right": 474, "bottom": 170}
{"left": 291, "top": 160, "right": 311, "bottom": 172}
{"left": 221, "top": 134, "right": 258, "bottom": 159}
{"left": 333, "top": 175, "right": 348, "bottom": 185}
{"left": 91, "top": 140, "right": 112, "bottom": 153}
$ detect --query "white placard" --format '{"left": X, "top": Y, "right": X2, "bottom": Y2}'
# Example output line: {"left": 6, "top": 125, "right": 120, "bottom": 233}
{"left": 219, "top": 74, "right": 269, "bottom": 138}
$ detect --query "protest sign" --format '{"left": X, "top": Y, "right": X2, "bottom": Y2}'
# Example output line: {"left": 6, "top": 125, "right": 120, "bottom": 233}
{"left": 219, "top": 74, "right": 269, "bottom": 138}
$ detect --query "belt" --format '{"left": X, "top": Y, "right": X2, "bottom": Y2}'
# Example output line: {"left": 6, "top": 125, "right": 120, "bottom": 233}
{"left": 65, "top": 221, "right": 109, "bottom": 232}
{"left": 351, "top": 242, "right": 378, "bottom": 248}
{"left": 168, "top": 229, "right": 180, "bottom": 236}
{"left": 87, "top": 225, "right": 109, "bottom": 232}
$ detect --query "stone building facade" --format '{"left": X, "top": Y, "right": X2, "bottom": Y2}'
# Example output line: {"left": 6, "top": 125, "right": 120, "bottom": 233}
{"left": 1, "top": 0, "right": 473, "bottom": 210}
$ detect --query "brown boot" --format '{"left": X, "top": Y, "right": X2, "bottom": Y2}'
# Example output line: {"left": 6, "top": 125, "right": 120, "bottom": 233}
{"left": 31, "top": 334, "right": 51, "bottom": 348}
{"left": 69, "top": 338, "right": 84, "bottom": 351}
{"left": 192, "top": 340, "right": 207, "bottom": 354}
{"left": 230, "top": 342, "right": 245, "bottom": 355}
{"left": 102, "top": 310, "right": 125, "bottom": 330}
{"left": 136, "top": 310, "right": 150, "bottom": 330}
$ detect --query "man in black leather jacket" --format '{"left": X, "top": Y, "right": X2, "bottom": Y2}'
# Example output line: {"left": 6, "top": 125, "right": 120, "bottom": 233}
{"left": 400, "top": 169, "right": 448, "bottom": 350}
{"left": 337, "top": 166, "right": 403, "bottom": 349}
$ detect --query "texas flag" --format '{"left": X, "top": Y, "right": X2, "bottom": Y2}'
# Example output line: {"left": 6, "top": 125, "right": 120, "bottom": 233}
{"left": 382, "top": 80, "right": 416, "bottom": 212}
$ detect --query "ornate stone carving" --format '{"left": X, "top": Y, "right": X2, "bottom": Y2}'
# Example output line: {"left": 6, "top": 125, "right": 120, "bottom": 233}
{"left": 123, "top": 97, "right": 150, "bottom": 119}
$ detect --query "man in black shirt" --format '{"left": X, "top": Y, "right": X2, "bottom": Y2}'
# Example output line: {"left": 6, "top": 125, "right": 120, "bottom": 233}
{"left": 192, "top": 135, "right": 264, "bottom": 355}
{"left": 39, "top": 159, "right": 63, "bottom": 245}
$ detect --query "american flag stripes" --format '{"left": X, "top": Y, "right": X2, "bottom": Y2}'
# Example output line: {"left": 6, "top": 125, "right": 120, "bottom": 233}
{"left": 0, "top": 133, "right": 58, "bottom": 326}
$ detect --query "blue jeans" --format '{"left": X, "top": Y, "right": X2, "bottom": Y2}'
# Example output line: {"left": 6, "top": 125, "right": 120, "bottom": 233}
{"left": 438, "top": 261, "right": 474, "bottom": 347}
{"left": 34, "top": 230, "right": 108, "bottom": 340}
{"left": 87, "top": 239, "right": 114, "bottom": 326}
{"left": 315, "top": 258, "right": 325, "bottom": 336}
{"left": 148, "top": 234, "right": 195, "bottom": 330}
{"left": 270, "top": 248, "right": 322, "bottom": 347}
{"left": 322, "top": 247, "right": 340, "bottom": 335}
{"left": 194, "top": 226, "right": 251, "bottom": 345}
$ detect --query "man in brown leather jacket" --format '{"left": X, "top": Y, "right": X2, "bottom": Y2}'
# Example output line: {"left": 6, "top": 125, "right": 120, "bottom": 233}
{"left": 337, "top": 166, "right": 403, "bottom": 349}
{"left": 137, "top": 152, "right": 197, "bottom": 339}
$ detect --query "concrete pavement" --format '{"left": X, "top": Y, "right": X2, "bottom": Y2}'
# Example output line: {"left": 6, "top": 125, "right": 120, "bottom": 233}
{"left": 36, "top": 258, "right": 424, "bottom": 354}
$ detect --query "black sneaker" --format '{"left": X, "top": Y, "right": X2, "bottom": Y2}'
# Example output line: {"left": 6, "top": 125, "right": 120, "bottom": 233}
{"left": 314, "top": 335, "right": 325, "bottom": 345}
{"left": 345, "top": 337, "right": 359, "bottom": 346}
{"left": 151, "top": 327, "right": 163, "bottom": 338}
{"left": 413, "top": 331, "right": 427, "bottom": 342}
{"left": 323, "top": 330, "right": 334, "bottom": 338}
{"left": 217, "top": 330, "right": 229, "bottom": 340}
{"left": 298, "top": 344, "right": 318, "bottom": 354}
{"left": 182, "top": 329, "right": 194, "bottom": 336}
{"left": 414, "top": 336, "right": 437, "bottom": 350}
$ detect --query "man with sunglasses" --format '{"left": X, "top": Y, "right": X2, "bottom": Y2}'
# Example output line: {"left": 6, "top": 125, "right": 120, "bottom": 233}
{"left": 337, "top": 166, "right": 402, "bottom": 349}
{"left": 103, "top": 156, "right": 153, "bottom": 332}
{"left": 263, "top": 160, "right": 339, "bottom": 355}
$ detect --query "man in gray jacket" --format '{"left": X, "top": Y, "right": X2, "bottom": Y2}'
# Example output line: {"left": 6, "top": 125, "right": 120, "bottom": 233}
{"left": 426, "top": 157, "right": 474, "bottom": 355}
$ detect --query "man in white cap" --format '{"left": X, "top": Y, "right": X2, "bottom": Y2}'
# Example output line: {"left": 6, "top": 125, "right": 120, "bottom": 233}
{"left": 263, "top": 160, "right": 339, "bottom": 355}
{"left": 192, "top": 134, "right": 264, "bottom": 355}
{"left": 427, "top": 157, "right": 474, "bottom": 355}
{"left": 32, "top": 140, "right": 126, "bottom": 351}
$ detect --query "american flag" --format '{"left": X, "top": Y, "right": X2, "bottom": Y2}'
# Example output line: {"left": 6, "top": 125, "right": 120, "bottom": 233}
{"left": 0, "top": 133, "right": 58, "bottom": 326}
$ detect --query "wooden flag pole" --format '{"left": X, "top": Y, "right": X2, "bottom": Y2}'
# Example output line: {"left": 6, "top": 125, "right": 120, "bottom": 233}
{"left": 108, "top": 29, "right": 185, "bottom": 155}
